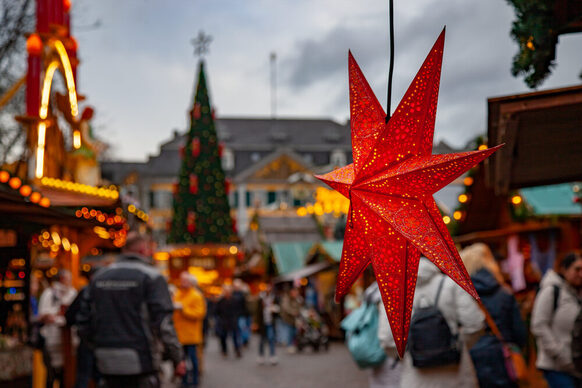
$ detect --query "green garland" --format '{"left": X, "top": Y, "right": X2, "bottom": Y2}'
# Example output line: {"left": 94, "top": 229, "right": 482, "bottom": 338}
{"left": 506, "top": 0, "right": 557, "bottom": 88}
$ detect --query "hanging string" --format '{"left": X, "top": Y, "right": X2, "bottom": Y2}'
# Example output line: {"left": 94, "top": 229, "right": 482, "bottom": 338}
{"left": 385, "top": 0, "right": 395, "bottom": 123}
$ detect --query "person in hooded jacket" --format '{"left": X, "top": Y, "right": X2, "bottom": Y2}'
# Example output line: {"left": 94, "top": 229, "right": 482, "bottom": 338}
{"left": 400, "top": 257, "right": 485, "bottom": 388}
{"left": 531, "top": 252, "right": 582, "bottom": 388}
{"left": 461, "top": 243, "right": 527, "bottom": 388}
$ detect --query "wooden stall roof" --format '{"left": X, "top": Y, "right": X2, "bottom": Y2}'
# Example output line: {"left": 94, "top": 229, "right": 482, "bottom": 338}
{"left": 487, "top": 84, "right": 582, "bottom": 195}
{"left": 0, "top": 189, "right": 97, "bottom": 228}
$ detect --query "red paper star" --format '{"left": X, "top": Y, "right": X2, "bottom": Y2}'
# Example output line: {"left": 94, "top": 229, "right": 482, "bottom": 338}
{"left": 315, "top": 29, "right": 502, "bottom": 357}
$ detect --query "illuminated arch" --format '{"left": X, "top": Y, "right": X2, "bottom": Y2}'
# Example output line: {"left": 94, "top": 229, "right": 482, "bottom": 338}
{"left": 35, "top": 39, "right": 80, "bottom": 179}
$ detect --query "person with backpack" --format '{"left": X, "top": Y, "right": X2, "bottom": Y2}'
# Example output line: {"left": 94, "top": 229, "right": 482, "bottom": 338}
{"left": 461, "top": 243, "right": 527, "bottom": 388}
{"left": 372, "top": 283, "right": 402, "bottom": 388}
{"left": 400, "top": 257, "right": 485, "bottom": 388}
{"left": 531, "top": 252, "right": 582, "bottom": 388}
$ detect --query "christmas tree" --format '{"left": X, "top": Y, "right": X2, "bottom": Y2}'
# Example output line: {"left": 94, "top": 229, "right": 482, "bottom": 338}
{"left": 168, "top": 60, "right": 236, "bottom": 244}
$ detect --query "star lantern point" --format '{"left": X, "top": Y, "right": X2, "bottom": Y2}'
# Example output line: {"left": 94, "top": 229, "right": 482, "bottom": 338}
{"left": 315, "top": 29, "right": 502, "bottom": 358}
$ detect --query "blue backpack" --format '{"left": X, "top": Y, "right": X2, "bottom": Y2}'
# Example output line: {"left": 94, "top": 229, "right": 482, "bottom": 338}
{"left": 341, "top": 302, "right": 387, "bottom": 369}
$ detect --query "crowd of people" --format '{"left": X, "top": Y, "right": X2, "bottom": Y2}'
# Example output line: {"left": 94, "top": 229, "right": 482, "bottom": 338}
{"left": 32, "top": 232, "right": 327, "bottom": 388}
{"left": 360, "top": 243, "right": 582, "bottom": 388}
{"left": 30, "top": 232, "right": 582, "bottom": 388}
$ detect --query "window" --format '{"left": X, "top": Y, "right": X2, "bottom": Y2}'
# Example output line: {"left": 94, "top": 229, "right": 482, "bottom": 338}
{"left": 267, "top": 191, "right": 277, "bottom": 204}
{"left": 330, "top": 149, "right": 346, "bottom": 167}
{"left": 251, "top": 152, "right": 261, "bottom": 162}
{"left": 221, "top": 148, "right": 235, "bottom": 171}
{"left": 153, "top": 190, "right": 173, "bottom": 210}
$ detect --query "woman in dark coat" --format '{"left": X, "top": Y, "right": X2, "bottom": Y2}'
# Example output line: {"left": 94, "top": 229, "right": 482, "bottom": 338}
{"left": 215, "top": 285, "right": 241, "bottom": 358}
{"left": 461, "top": 243, "right": 527, "bottom": 388}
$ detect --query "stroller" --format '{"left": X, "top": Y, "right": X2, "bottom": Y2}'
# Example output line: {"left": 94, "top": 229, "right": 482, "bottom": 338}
{"left": 295, "top": 307, "right": 329, "bottom": 352}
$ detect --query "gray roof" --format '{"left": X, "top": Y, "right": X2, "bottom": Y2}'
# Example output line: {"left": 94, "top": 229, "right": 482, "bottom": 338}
{"left": 161, "top": 117, "right": 351, "bottom": 152}
{"left": 101, "top": 117, "right": 464, "bottom": 185}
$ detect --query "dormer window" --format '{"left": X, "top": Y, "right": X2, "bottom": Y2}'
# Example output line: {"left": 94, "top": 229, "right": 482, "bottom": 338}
{"left": 330, "top": 149, "right": 346, "bottom": 167}
{"left": 222, "top": 148, "right": 234, "bottom": 171}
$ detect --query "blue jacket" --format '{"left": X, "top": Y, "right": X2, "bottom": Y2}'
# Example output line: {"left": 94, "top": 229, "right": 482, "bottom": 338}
{"left": 472, "top": 268, "right": 526, "bottom": 347}
{"left": 469, "top": 268, "right": 527, "bottom": 388}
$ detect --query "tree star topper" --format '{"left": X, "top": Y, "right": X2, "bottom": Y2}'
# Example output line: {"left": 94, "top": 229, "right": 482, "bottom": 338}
{"left": 315, "top": 29, "right": 502, "bottom": 357}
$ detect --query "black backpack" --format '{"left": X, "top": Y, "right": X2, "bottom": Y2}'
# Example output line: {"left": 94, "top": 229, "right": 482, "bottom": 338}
{"left": 409, "top": 276, "right": 461, "bottom": 368}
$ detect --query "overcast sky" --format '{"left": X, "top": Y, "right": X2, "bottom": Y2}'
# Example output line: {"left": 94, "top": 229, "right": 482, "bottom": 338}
{"left": 71, "top": 0, "right": 582, "bottom": 161}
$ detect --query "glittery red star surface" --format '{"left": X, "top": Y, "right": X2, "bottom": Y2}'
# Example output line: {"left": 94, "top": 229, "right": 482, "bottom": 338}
{"left": 315, "top": 29, "right": 502, "bottom": 357}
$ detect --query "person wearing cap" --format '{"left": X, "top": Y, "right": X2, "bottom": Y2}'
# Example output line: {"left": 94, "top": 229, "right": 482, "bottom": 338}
{"left": 173, "top": 272, "right": 206, "bottom": 387}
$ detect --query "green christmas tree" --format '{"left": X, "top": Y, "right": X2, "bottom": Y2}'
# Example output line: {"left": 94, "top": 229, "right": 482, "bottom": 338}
{"left": 168, "top": 61, "right": 236, "bottom": 244}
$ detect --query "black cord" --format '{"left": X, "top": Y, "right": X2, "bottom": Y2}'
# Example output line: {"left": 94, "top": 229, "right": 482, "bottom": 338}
{"left": 386, "top": 0, "right": 395, "bottom": 124}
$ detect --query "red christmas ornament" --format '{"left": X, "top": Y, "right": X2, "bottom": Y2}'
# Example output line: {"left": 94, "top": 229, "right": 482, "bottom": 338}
{"left": 193, "top": 103, "right": 201, "bottom": 119}
{"left": 218, "top": 142, "right": 224, "bottom": 158}
{"left": 191, "top": 138, "right": 200, "bottom": 157}
{"left": 224, "top": 178, "right": 231, "bottom": 194}
{"left": 315, "top": 30, "right": 502, "bottom": 357}
{"left": 187, "top": 211, "right": 196, "bottom": 234}
{"left": 189, "top": 174, "right": 198, "bottom": 194}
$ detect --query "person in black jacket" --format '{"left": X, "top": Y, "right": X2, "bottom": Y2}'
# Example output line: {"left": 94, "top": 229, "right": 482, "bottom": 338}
{"left": 215, "top": 284, "right": 242, "bottom": 358}
{"left": 461, "top": 243, "right": 527, "bottom": 388}
{"left": 76, "top": 233, "right": 185, "bottom": 388}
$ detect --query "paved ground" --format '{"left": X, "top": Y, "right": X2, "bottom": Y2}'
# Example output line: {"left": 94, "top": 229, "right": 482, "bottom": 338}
{"left": 197, "top": 336, "right": 369, "bottom": 388}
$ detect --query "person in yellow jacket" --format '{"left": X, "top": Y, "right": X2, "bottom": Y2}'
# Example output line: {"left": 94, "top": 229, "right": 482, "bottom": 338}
{"left": 173, "top": 272, "right": 206, "bottom": 388}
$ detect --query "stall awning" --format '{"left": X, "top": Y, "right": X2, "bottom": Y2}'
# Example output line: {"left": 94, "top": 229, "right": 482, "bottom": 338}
{"left": 271, "top": 241, "right": 314, "bottom": 275}
{"left": 520, "top": 183, "right": 581, "bottom": 216}
{"left": 318, "top": 241, "right": 343, "bottom": 262}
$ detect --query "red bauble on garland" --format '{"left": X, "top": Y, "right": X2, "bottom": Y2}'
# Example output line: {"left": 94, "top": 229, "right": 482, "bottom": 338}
{"left": 218, "top": 142, "right": 224, "bottom": 158}
{"left": 189, "top": 174, "right": 198, "bottom": 194}
{"left": 224, "top": 178, "right": 231, "bottom": 194}
{"left": 192, "top": 103, "right": 201, "bottom": 119}
{"left": 187, "top": 211, "right": 196, "bottom": 234}
{"left": 191, "top": 138, "right": 200, "bottom": 157}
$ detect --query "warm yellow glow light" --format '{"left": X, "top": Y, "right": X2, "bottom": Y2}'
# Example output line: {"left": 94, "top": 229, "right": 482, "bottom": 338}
{"left": 35, "top": 41, "right": 80, "bottom": 178}
{"left": 73, "top": 130, "right": 81, "bottom": 149}
{"left": 39, "top": 197, "right": 50, "bottom": 207}
{"left": 478, "top": 144, "right": 488, "bottom": 151}
{"left": 443, "top": 216, "right": 451, "bottom": 224}
{"left": 463, "top": 176, "right": 474, "bottom": 186}
{"left": 40, "top": 177, "right": 120, "bottom": 199}
{"left": 458, "top": 194, "right": 468, "bottom": 203}
{"left": 62, "top": 238, "right": 71, "bottom": 251}
{"left": 154, "top": 252, "right": 170, "bottom": 261}
{"left": 229, "top": 245, "right": 238, "bottom": 255}
{"left": 39, "top": 61, "right": 59, "bottom": 119}
{"left": 53, "top": 40, "right": 78, "bottom": 117}
{"left": 51, "top": 232, "right": 61, "bottom": 245}
{"left": 511, "top": 195, "right": 523, "bottom": 205}
{"left": 453, "top": 211, "right": 463, "bottom": 220}
{"left": 71, "top": 243, "right": 79, "bottom": 255}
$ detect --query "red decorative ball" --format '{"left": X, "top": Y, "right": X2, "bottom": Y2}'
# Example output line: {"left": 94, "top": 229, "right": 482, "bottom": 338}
{"left": 193, "top": 103, "right": 201, "bottom": 119}
{"left": 189, "top": 174, "right": 198, "bottom": 194}
{"left": 191, "top": 138, "right": 200, "bottom": 157}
